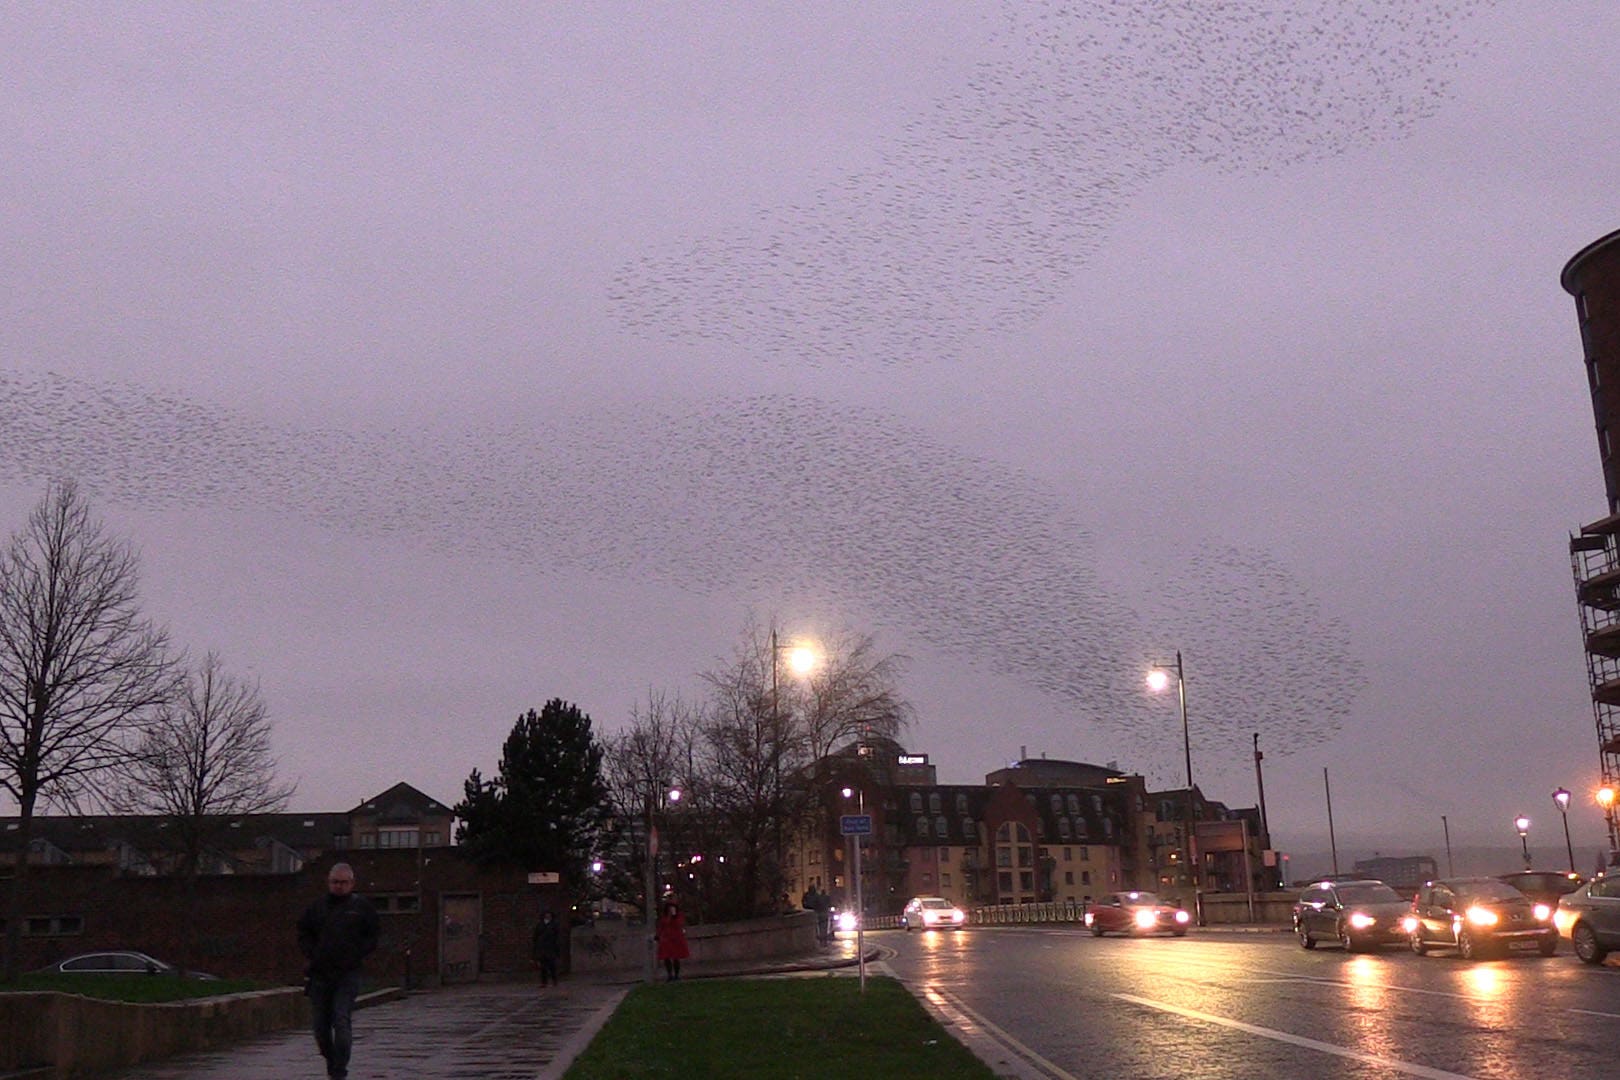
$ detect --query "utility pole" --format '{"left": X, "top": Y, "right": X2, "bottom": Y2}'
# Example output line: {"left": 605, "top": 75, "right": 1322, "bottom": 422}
{"left": 1252, "top": 733, "right": 1271, "bottom": 885}
{"left": 1324, "top": 767, "right": 1339, "bottom": 877}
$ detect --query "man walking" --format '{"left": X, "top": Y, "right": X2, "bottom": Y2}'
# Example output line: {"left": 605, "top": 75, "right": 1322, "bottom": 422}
{"left": 297, "top": 862, "right": 380, "bottom": 1080}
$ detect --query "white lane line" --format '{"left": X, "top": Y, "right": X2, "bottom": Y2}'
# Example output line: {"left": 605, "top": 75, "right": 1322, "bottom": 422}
{"left": 1568, "top": 1007, "right": 1620, "bottom": 1018}
{"left": 921, "top": 985, "right": 1082, "bottom": 1080}
{"left": 1113, "top": 993, "right": 1481, "bottom": 1080}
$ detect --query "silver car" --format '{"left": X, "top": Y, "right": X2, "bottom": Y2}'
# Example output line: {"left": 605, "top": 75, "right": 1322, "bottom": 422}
{"left": 35, "top": 950, "right": 218, "bottom": 979}
{"left": 1557, "top": 875, "right": 1620, "bottom": 964}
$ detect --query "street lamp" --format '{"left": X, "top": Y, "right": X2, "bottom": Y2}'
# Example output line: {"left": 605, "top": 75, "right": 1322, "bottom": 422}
{"left": 1147, "top": 651, "right": 1199, "bottom": 924}
{"left": 1599, "top": 785, "right": 1619, "bottom": 866}
{"left": 1514, "top": 815, "right": 1531, "bottom": 870}
{"left": 643, "top": 785, "right": 681, "bottom": 983}
{"left": 771, "top": 628, "right": 821, "bottom": 902}
{"left": 1553, "top": 788, "right": 1575, "bottom": 873}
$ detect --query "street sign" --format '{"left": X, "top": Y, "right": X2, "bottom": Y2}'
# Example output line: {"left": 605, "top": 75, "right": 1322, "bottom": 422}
{"left": 840, "top": 814, "right": 872, "bottom": 836}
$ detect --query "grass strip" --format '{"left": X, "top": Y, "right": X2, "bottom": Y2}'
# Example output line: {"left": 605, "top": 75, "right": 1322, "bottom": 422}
{"left": 565, "top": 974, "right": 997, "bottom": 1079}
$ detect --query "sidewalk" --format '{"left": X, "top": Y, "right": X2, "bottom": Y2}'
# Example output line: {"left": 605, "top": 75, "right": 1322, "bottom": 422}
{"left": 105, "top": 942, "right": 874, "bottom": 1080}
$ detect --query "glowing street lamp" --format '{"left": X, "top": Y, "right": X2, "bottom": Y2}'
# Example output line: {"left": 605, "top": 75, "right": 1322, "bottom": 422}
{"left": 1514, "top": 815, "right": 1532, "bottom": 870}
{"left": 1599, "top": 786, "right": 1618, "bottom": 866}
{"left": 1148, "top": 651, "right": 1199, "bottom": 924}
{"left": 1552, "top": 788, "right": 1575, "bottom": 873}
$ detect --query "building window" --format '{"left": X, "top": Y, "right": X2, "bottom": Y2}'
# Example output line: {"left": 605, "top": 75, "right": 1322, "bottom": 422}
{"left": 1065, "top": 871, "right": 1074, "bottom": 885}
{"left": 929, "top": 792, "right": 942, "bottom": 814}
{"left": 1067, "top": 794, "right": 1080, "bottom": 815}
{"left": 1079, "top": 846, "right": 1089, "bottom": 861}
{"left": 1050, "top": 794, "right": 1063, "bottom": 814}
{"left": 942, "top": 873, "right": 952, "bottom": 888}
{"left": 1057, "top": 817, "right": 1071, "bottom": 839}
{"left": 21, "top": 915, "right": 82, "bottom": 936}
{"left": 1082, "top": 870, "right": 1091, "bottom": 885}
{"left": 374, "top": 893, "right": 423, "bottom": 915}
{"left": 962, "top": 817, "right": 976, "bottom": 840}
{"left": 938, "top": 847, "right": 950, "bottom": 863}
{"left": 1019, "top": 871, "right": 1034, "bottom": 892}
{"left": 359, "top": 834, "right": 376, "bottom": 849}
{"left": 935, "top": 815, "right": 948, "bottom": 838}
{"left": 998, "top": 871, "right": 1013, "bottom": 893}
{"left": 917, "top": 817, "right": 930, "bottom": 839}
{"left": 378, "top": 828, "right": 420, "bottom": 849}
{"left": 956, "top": 794, "right": 969, "bottom": 815}
{"left": 910, "top": 792, "right": 924, "bottom": 813}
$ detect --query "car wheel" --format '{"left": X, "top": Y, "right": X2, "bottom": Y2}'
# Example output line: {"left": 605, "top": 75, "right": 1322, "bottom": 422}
{"left": 1573, "top": 922, "right": 1608, "bottom": 964}
{"left": 1457, "top": 928, "right": 1484, "bottom": 960}
{"left": 1090, "top": 922, "right": 1104, "bottom": 937}
{"left": 1409, "top": 931, "right": 1427, "bottom": 956}
{"left": 1338, "top": 923, "right": 1360, "bottom": 953}
{"left": 1538, "top": 933, "right": 1558, "bottom": 957}
{"left": 1172, "top": 928, "right": 1187, "bottom": 937}
{"left": 1298, "top": 925, "right": 1317, "bottom": 950}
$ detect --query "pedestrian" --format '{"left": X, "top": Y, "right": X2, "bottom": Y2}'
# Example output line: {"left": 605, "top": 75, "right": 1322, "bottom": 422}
{"left": 297, "top": 862, "right": 380, "bottom": 1080}
{"left": 808, "top": 885, "right": 832, "bottom": 943}
{"left": 532, "top": 909, "right": 562, "bottom": 987}
{"left": 655, "top": 899, "right": 690, "bottom": 982}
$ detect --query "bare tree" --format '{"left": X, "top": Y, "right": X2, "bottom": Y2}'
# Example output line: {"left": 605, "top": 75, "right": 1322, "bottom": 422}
{"left": 0, "top": 481, "right": 177, "bottom": 980}
{"left": 601, "top": 691, "right": 700, "bottom": 917}
{"left": 110, "top": 651, "right": 296, "bottom": 875}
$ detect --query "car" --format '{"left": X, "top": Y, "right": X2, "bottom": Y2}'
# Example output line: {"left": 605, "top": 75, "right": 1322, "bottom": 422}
{"left": 1292, "top": 878, "right": 1411, "bottom": 952}
{"left": 831, "top": 907, "right": 860, "bottom": 934}
{"left": 1555, "top": 874, "right": 1620, "bottom": 964}
{"left": 901, "top": 896, "right": 967, "bottom": 931}
{"left": 1084, "top": 891, "right": 1190, "bottom": 937}
{"left": 32, "top": 950, "right": 218, "bottom": 979}
{"left": 1404, "top": 877, "right": 1557, "bottom": 959}
{"left": 1497, "top": 869, "right": 1584, "bottom": 909}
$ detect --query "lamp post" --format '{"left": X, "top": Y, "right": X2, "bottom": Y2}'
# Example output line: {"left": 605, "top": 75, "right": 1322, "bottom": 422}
{"left": 1553, "top": 788, "right": 1575, "bottom": 873}
{"left": 1599, "top": 785, "right": 1618, "bottom": 867}
{"left": 770, "top": 629, "right": 820, "bottom": 902}
{"left": 1514, "top": 815, "right": 1531, "bottom": 871}
{"left": 1147, "top": 652, "right": 1199, "bottom": 924}
{"left": 643, "top": 785, "right": 681, "bottom": 983}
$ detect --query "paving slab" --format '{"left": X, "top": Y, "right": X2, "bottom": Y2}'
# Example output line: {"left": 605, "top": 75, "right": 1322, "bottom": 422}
{"left": 105, "top": 979, "right": 629, "bottom": 1080}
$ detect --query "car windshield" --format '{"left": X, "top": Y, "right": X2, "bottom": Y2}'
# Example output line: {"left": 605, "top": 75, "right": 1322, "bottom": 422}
{"left": 1337, "top": 884, "right": 1404, "bottom": 904}
{"left": 1455, "top": 880, "right": 1526, "bottom": 901}
{"left": 920, "top": 898, "right": 954, "bottom": 909}
{"left": 1122, "top": 892, "right": 1161, "bottom": 906}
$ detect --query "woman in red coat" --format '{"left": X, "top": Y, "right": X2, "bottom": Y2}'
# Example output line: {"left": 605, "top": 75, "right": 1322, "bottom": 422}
{"left": 655, "top": 900, "right": 690, "bottom": 981}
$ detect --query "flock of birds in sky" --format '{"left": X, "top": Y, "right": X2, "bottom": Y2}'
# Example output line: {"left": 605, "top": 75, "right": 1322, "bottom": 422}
{"left": 611, "top": 0, "right": 1497, "bottom": 368}
{"left": 0, "top": 0, "right": 1503, "bottom": 783}
{"left": 0, "top": 372, "right": 1358, "bottom": 777}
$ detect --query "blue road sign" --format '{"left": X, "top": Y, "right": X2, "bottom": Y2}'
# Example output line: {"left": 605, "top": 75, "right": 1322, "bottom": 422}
{"left": 840, "top": 814, "right": 872, "bottom": 836}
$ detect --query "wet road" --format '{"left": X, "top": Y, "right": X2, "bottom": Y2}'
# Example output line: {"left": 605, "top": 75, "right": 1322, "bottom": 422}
{"left": 881, "top": 926, "right": 1620, "bottom": 1079}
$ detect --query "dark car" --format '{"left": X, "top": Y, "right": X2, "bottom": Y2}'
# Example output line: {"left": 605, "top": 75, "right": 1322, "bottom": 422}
{"left": 1555, "top": 874, "right": 1620, "bottom": 964}
{"left": 1293, "top": 879, "right": 1411, "bottom": 952}
{"left": 1405, "top": 877, "right": 1557, "bottom": 959}
{"left": 32, "top": 950, "right": 218, "bottom": 979}
{"left": 1084, "top": 891, "right": 1190, "bottom": 937}
{"left": 1497, "top": 870, "right": 1584, "bottom": 908}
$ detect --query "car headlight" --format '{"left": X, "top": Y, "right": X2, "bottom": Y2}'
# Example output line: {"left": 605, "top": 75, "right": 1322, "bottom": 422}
{"left": 1533, "top": 904, "right": 1552, "bottom": 922}
{"left": 1401, "top": 915, "right": 1419, "bottom": 933}
{"left": 1134, "top": 909, "right": 1157, "bottom": 929}
{"left": 1084, "top": 911, "right": 1094, "bottom": 926}
{"left": 1174, "top": 910, "right": 1190, "bottom": 924}
{"left": 1464, "top": 906, "right": 1498, "bottom": 927}
{"left": 1347, "top": 912, "right": 1376, "bottom": 930}
{"left": 837, "top": 911, "right": 858, "bottom": 932}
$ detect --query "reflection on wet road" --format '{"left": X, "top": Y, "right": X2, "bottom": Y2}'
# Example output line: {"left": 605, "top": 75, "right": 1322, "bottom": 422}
{"left": 881, "top": 927, "right": 1620, "bottom": 1079}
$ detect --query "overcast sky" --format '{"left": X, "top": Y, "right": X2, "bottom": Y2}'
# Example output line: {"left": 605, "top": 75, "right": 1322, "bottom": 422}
{"left": 3, "top": 2, "right": 1617, "bottom": 868}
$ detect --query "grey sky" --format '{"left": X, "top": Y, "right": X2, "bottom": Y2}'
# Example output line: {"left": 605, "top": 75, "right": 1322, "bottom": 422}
{"left": 3, "top": 2, "right": 1615, "bottom": 866}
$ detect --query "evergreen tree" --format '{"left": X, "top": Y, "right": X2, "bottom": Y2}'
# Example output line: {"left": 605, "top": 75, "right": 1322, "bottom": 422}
{"left": 455, "top": 699, "right": 612, "bottom": 887}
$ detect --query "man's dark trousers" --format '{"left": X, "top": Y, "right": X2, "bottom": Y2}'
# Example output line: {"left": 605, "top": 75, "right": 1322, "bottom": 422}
{"left": 309, "top": 971, "right": 361, "bottom": 1079}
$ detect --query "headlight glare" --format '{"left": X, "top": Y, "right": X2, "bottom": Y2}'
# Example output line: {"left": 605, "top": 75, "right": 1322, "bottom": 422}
{"left": 1464, "top": 906, "right": 1498, "bottom": 927}
{"left": 1533, "top": 904, "right": 1552, "bottom": 922}
{"left": 1174, "top": 910, "right": 1191, "bottom": 924}
{"left": 1134, "top": 909, "right": 1157, "bottom": 929}
{"left": 1347, "top": 912, "right": 1376, "bottom": 930}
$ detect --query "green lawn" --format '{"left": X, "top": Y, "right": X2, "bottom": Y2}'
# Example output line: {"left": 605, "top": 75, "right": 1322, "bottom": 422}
{"left": 564, "top": 975, "right": 998, "bottom": 1079}
{"left": 2, "top": 973, "right": 275, "bottom": 1002}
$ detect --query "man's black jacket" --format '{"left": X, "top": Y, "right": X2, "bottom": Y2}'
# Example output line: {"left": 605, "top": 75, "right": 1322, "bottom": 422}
{"left": 297, "top": 893, "right": 380, "bottom": 982}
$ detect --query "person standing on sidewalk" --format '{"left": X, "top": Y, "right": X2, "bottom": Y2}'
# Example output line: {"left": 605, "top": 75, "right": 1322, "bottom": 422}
{"left": 532, "top": 909, "right": 562, "bottom": 987}
{"left": 297, "top": 862, "right": 380, "bottom": 1080}
{"left": 655, "top": 900, "right": 690, "bottom": 982}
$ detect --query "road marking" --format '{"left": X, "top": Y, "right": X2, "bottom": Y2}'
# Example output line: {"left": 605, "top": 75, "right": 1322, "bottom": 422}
{"left": 1113, "top": 993, "right": 1481, "bottom": 1080}
{"left": 919, "top": 984, "right": 1082, "bottom": 1080}
{"left": 1568, "top": 1007, "right": 1620, "bottom": 1018}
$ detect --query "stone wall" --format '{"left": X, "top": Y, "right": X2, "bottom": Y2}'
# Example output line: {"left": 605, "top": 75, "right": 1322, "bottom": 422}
{"left": 569, "top": 911, "right": 819, "bottom": 975}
